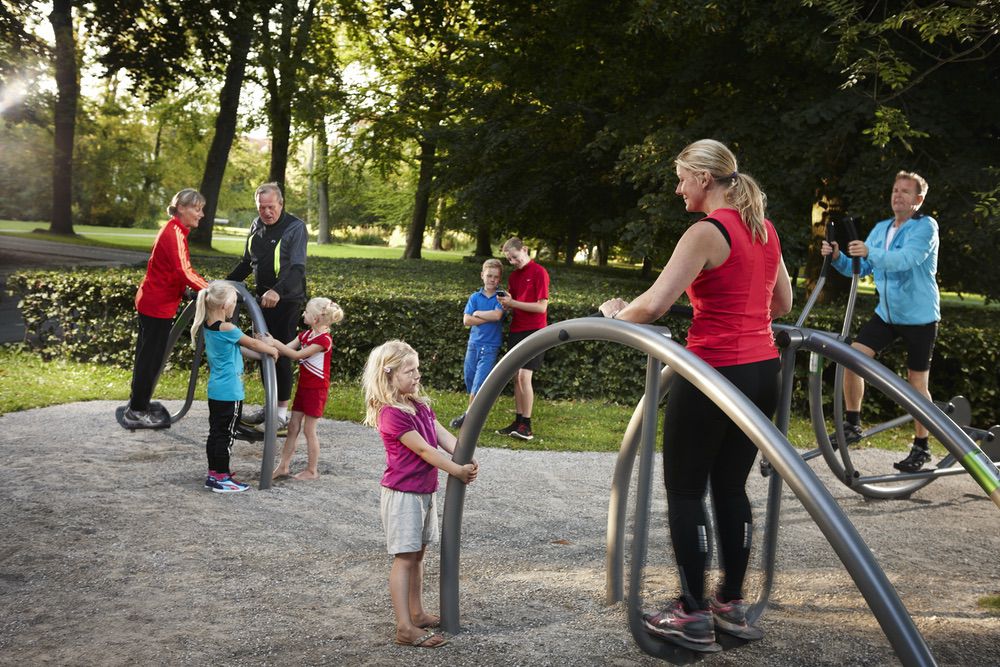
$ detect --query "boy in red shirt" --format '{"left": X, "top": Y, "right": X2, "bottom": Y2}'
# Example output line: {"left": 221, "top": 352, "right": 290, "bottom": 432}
{"left": 495, "top": 237, "right": 549, "bottom": 441}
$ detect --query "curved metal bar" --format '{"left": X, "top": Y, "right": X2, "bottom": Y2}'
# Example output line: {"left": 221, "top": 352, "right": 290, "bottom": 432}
{"left": 225, "top": 282, "right": 279, "bottom": 490}
{"left": 142, "top": 282, "right": 278, "bottom": 490}
{"left": 152, "top": 300, "right": 201, "bottom": 424}
{"left": 605, "top": 364, "right": 675, "bottom": 604}
{"left": 440, "top": 318, "right": 937, "bottom": 667}
{"left": 796, "top": 328, "right": 1000, "bottom": 506}
{"left": 794, "top": 216, "right": 837, "bottom": 328}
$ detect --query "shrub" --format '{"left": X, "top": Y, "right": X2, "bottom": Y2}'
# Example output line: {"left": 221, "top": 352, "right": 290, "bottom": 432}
{"left": 10, "top": 258, "right": 1000, "bottom": 424}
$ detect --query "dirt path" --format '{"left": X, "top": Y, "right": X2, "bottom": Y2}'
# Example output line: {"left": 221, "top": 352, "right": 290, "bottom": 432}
{"left": 1, "top": 400, "right": 998, "bottom": 666}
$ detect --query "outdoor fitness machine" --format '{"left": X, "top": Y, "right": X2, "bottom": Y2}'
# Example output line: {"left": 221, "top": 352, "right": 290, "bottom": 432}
{"left": 114, "top": 281, "right": 281, "bottom": 490}
{"left": 437, "top": 316, "right": 1000, "bottom": 666}
{"left": 796, "top": 216, "right": 1000, "bottom": 499}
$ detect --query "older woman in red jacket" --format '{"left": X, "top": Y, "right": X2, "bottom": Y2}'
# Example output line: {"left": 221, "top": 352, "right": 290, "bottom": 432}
{"left": 125, "top": 189, "right": 209, "bottom": 426}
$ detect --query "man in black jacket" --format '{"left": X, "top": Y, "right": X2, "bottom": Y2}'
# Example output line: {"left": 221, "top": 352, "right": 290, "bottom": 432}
{"left": 227, "top": 182, "right": 308, "bottom": 431}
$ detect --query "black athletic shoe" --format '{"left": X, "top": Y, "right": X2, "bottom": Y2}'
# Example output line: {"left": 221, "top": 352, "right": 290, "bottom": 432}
{"left": 495, "top": 421, "right": 519, "bottom": 436}
{"left": 124, "top": 408, "right": 160, "bottom": 428}
{"left": 510, "top": 423, "right": 534, "bottom": 441}
{"left": 894, "top": 446, "right": 931, "bottom": 473}
{"left": 449, "top": 413, "right": 466, "bottom": 429}
{"left": 829, "top": 421, "right": 864, "bottom": 448}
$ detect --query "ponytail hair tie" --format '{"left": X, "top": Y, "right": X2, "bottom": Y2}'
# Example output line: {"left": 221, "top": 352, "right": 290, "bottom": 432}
{"left": 729, "top": 171, "right": 738, "bottom": 180}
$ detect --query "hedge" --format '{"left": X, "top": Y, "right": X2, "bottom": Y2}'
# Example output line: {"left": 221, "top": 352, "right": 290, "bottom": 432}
{"left": 9, "top": 256, "right": 1000, "bottom": 425}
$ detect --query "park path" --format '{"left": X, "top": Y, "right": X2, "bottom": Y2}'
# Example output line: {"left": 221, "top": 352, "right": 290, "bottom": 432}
{"left": 0, "top": 234, "right": 150, "bottom": 343}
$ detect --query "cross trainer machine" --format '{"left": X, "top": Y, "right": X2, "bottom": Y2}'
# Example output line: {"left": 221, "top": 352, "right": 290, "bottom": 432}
{"left": 797, "top": 217, "right": 1000, "bottom": 499}
{"left": 438, "top": 317, "right": 1000, "bottom": 666}
{"left": 115, "top": 281, "right": 281, "bottom": 490}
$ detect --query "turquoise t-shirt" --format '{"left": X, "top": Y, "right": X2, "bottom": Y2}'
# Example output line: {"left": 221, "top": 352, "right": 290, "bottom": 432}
{"left": 203, "top": 322, "right": 245, "bottom": 401}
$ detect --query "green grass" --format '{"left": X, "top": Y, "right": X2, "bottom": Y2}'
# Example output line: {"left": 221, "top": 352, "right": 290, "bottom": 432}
{"left": 0, "top": 220, "right": 471, "bottom": 263}
{"left": 979, "top": 594, "right": 1000, "bottom": 613}
{"left": 0, "top": 344, "right": 936, "bottom": 455}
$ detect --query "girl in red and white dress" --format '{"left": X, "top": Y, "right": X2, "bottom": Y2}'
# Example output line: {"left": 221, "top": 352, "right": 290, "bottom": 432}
{"left": 264, "top": 297, "right": 344, "bottom": 480}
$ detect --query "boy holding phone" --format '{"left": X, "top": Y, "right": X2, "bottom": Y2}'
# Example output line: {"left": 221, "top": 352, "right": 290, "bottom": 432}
{"left": 450, "top": 258, "right": 506, "bottom": 429}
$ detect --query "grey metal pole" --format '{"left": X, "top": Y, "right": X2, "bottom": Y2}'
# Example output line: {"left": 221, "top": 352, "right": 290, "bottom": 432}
{"left": 605, "top": 365, "right": 674, "bottom": 605}
{"left": 440, "top": 318, "right": 938, "bottom": 666}
{"left": 228, "top": 282, "right": 278, "bottom": 490}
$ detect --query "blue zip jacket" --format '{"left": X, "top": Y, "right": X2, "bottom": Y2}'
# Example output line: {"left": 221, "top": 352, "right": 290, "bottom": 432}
{"left": 832, "top": 213, "right": 940, "bottom": 325}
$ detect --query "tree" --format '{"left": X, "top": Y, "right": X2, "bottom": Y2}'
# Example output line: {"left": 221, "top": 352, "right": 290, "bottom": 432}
{"left": 192, "top": 0, "right": 258, "bottom": 249}
{"left": 338, "top": 0, "right": 483, "bottom": 259}
{"left": 258, "top": 0, "right": 319, "bottom": 189}
{"left": 48, "top": 0, "right": 79, "bottom": 236}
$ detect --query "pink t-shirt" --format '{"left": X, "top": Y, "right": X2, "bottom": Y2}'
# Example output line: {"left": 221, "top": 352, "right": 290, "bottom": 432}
{"left": 377, "top": 401, "right": 440, "bottom": 494}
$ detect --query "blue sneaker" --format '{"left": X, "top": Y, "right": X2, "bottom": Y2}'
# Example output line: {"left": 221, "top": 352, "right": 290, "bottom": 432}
{"left": 205, "top": 474, "right": 250, "bottom": 493}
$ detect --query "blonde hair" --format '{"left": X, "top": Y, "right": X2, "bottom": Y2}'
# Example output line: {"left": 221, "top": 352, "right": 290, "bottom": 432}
{"left": 896, "top": 170, "right": 929, "bottom": 199}
{"left": 362, "top": 340, "right": 429, "bottom": 427}
{"left": 482, "top": 258, "right": 503, "bottom": 274}
{"left": 190, "top": 281, "right": 238, "bottom": 346}
{"left": 167, "top": 188, "right": 206, "bottom": 217}
{"left": 674, "top": 139, "right": 769, "bottom": 244}
{"left": 305, "top": 297, "right": 344, "bottom": 328}
{"left": 501, "top": 237, "right": 524, "bottom": 253}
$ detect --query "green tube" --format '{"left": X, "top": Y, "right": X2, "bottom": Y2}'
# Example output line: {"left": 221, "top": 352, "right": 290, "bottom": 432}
{"left": 961, "top": 450, "right": 1000, "bottom": 509}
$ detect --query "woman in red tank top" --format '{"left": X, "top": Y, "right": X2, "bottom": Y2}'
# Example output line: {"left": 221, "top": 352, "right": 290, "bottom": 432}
{"left": 599, "top": 139, "right": 793, "bottom": 650}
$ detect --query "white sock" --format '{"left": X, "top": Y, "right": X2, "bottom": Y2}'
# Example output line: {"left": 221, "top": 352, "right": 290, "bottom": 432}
{"left": 278, "top": 406, "right": 288, "bottom": 420}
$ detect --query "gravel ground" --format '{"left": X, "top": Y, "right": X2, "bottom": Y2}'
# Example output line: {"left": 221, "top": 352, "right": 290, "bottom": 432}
{"left": 1, "top": 400, "right": 998, "bottom": 666}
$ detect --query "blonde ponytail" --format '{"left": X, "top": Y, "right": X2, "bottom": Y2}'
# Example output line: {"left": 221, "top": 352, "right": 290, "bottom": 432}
{"left": 674, "top": 139, "right": 768, "bottom": 243}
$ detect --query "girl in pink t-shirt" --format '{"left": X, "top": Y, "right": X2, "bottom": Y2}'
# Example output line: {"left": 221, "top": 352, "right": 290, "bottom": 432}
{"left": 265, "top": 297, "right": 344, "bottom": 481}
{"left": 362, "top": 340, "right": 479, "bottom": 649}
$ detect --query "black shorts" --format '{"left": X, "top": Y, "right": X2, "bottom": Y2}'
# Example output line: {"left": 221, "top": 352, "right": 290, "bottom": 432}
{"left": 854, "top": 314, "right": 937, "bottom": 372}
{"left": 507, "top": 329, "right": 546, "bottom": 371}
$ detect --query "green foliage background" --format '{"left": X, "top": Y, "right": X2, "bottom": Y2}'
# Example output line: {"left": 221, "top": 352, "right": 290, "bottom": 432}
{"left": 11, "top": 258, "right": 1000, "bottom": 424}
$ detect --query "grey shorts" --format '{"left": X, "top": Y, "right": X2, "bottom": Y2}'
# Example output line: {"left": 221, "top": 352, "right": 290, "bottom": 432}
{"left": 380, "top": 486, "right": 439, "bottom": 555}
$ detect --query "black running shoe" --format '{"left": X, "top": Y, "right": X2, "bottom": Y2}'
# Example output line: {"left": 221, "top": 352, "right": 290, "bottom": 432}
{"left": 893, "top": 446, "right": 931, "bottom": 473}
{"left": 495, "top": 421, "right": 519, "bottom": 436}
{"left": 510, "top": 423, "right": 534, "bottom": 441}
{"left": 829, "top": 422, "right": 863, "bottom": 448}
{"left": 449, "top": 413, "right": 466, "bottom": 429}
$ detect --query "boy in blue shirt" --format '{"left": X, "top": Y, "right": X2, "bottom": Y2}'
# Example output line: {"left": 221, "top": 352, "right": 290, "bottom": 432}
{"left": 450, "top": 259, "right": 506, "bottom": 429}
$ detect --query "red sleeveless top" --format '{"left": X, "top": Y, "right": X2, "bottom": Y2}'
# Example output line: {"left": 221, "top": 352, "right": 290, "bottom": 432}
{"left": 684, "top": 208, "right": 781, "bottom": 367}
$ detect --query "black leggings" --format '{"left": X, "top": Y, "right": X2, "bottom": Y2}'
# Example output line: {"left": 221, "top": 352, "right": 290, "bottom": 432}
{"left": 206, "top": 399, "right": 242, "bottom": 475}
{"left": 129, "top": 313, "right": 174, "bottom": 411}
{"left": 662, "top": 357, "right": 780, "bottom": 611}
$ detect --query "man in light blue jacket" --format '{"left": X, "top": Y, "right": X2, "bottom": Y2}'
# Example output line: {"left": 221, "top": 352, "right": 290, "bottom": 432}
{"left": 821, "top": 171, "right": 940, "bottom": 473}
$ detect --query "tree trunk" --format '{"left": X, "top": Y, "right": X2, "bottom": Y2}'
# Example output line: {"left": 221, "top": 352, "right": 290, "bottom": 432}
{"left": 403, "top": 140, "right": 436, "bottom": 259}
{"left": 267, "top": 95, "right": 292, "bottom": 190}
{"left": 192, "top": 2, "right": 254, "bottom": 249}
{"left": 262, "top": 0, "right": 317, "bottom": 192}
{"left": 316, "top": 124, "right": 330, "bottom": 244}
{"left": 475, "top": 219, "right": 492, "bottom": 257}
{"left": 432, "top": 197, "right": 445, "bottom": 250}
{"left": 564, "top": 227, "right": 578, "bottom": 266}
{"left": 48, "top": 0, "right": 78, "bottom": 236}
{"left": 597, "top": 238, "right": 609, "bottom": 266}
